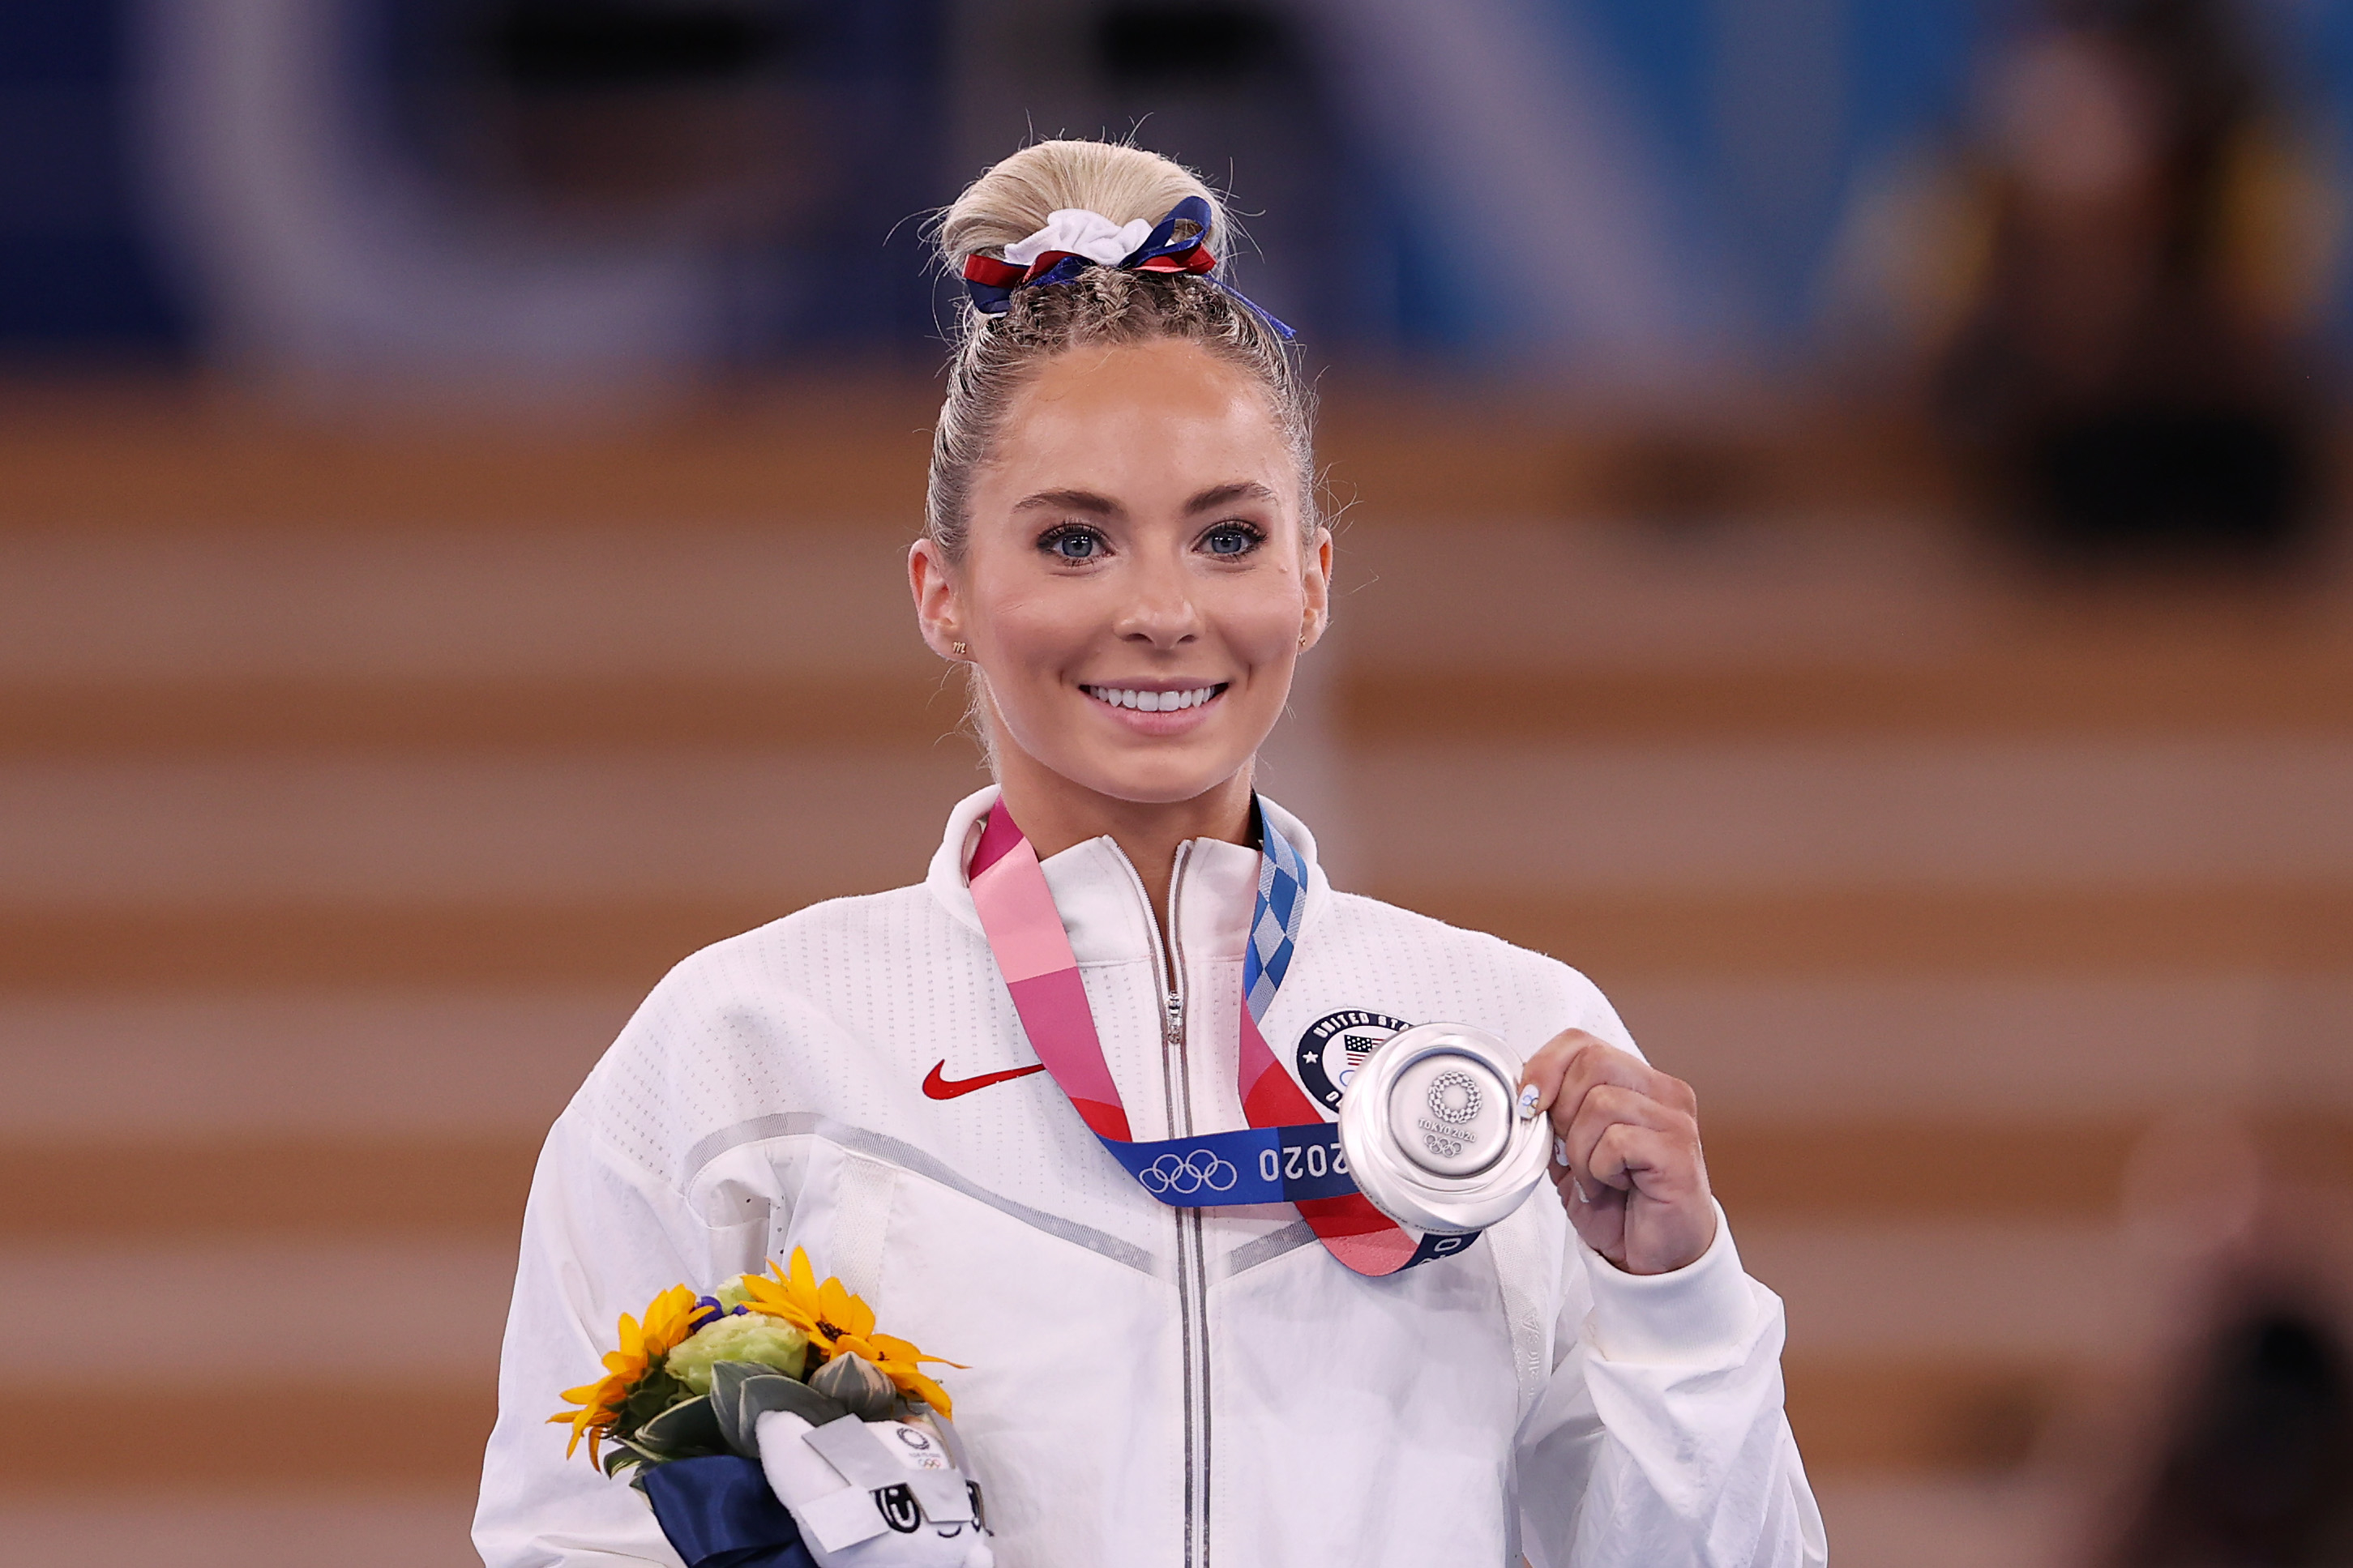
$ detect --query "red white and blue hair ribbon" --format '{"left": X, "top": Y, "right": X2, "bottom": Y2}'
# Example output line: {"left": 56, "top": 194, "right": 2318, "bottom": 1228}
{"left": 960, "top": 195, "right": 1297, "bottom": 341}
{"left": 966, "top": 800, "right": 1474, "bottom": 1276}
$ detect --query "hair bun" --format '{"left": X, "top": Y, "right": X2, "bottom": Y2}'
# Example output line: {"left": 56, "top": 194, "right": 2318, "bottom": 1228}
{"left": 937, "top": 140, "right": 1227, "bottom": 278}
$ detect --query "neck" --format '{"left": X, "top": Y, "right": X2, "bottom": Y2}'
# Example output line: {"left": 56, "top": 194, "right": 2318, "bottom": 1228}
{"left": 993, "top": 754, "right": 1256, "bottom": 934}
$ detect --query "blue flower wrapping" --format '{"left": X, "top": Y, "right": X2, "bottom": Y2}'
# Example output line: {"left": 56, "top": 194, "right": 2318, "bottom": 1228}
{"left": 640, "top": 1455, "right": 817, "bottom": 1568}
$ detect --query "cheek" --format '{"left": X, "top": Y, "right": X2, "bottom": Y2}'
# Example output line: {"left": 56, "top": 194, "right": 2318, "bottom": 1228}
{"left": 982, "top": 584, "right": 1102, "bottom": 676}
{"left": 1220, "top": 580, "right": 1308, "bottom": 664}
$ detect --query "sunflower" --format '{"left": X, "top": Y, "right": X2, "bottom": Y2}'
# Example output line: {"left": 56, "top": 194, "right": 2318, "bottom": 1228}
{"left": 738, "top": 1248, "right": 965, "bottom": 1416}
{"left": 548, "top": 1284, "right": 706, "bottom": 1463}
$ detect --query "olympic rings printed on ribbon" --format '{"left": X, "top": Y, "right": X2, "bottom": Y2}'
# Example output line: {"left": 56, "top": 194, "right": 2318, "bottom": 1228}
{"left": 1136, "top": 1151, "right": 1239, "bottom": 1196}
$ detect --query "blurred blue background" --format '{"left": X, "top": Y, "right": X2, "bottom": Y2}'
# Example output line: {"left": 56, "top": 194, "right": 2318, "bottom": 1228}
{"left": 9, "top": 0, "right": 2347, "bottom": 370}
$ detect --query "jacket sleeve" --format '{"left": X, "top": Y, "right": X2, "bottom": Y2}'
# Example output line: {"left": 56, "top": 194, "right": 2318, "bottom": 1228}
{"left": 473, "top": 1110, "right": 707, "bottom": 1568}
{"left": 1512, "top": 1203, "right": 1828, "bottom": 1568}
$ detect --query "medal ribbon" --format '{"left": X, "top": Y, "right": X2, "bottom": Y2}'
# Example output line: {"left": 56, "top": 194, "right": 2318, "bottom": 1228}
{"left": 967, "top": 801, "right": 1474, "bottom": 1276}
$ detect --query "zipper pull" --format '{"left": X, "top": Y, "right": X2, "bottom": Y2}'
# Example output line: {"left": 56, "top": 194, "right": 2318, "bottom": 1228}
{"left": 1164, "top": 992, "right": 1183, "bottom": 1043}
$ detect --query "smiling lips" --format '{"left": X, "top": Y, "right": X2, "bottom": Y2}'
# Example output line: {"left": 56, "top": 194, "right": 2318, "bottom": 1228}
{"left": 1084, "top": 682, "right": 1226, "bottom": 712}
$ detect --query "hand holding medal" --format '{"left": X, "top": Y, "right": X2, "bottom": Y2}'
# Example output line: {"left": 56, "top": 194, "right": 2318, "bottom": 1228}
{"left": 1518, "top": 1030, "right": 1718, "bottom": 1275}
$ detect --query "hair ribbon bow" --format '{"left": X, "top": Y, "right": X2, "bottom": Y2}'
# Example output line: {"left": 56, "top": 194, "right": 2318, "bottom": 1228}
{"left": 961, "top": 196, "right": 1296, "bottom": 340}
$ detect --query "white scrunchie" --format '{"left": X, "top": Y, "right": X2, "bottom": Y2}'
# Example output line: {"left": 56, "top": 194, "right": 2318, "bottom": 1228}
{"left": 1000, "top": 208, "right": 1154, "bottom": 269}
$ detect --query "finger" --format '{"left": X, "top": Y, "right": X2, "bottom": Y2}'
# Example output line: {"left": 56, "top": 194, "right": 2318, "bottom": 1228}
{"left": 1549, "top": 1136, "right": 1584, "bottom": 1203}
{"left": 1553, "top": 1154, "right": 1628, "bottom": 1265}
{"left": 1548, "top": 1047, "right": 1696, "bottom": 1142}
{"left": 1564, "top": 1084, "right": 1699, "bottom": 1192}
{"left": 1527, "top": 1034, "right": 1653, "bottom": 1122}
{"left": 1586, "top": 1122, "right": 1711, "bottom": 1208}
{"left": 1518, "top": 1029, "right": 1608, "bottom": 1117}
{"left": 1567, "top": 1051, "right": 1696, "bottom": 1120}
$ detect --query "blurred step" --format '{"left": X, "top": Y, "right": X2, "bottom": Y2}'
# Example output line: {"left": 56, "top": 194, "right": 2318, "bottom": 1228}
{"left": 0, "top": 523, "right": 931, "bottom": 685}
{"left": 0, "top": 990, "right": 629, "bottom": 1137}
{"left": 0, "top": 751, "right": 979, "bottom": 907}
{"left": 1807, "top": 1477, "right": 2072, "bottom": 1568}
{"left": 0, "top": 1495, "right": 485, "bottom": 1568}
{"left": 1358, "top": 738, "right": 2353, "bottom": 893}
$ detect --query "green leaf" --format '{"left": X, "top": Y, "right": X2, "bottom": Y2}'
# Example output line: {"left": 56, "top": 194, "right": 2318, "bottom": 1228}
{"left": 635, "top": 1392, "right": 727, "bottom": 1458}
{"left": 808, "top": 1352, "right": 898, "bottom": 1421}
{"left": 715, "top": 1369, "right": 848, "bottom": 1456}
{"left": 614, "top": 1368, "right": 690, "bottom": 1441}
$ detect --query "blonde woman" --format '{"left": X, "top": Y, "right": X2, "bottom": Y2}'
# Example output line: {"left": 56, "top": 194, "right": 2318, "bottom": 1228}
{"left": 477, "top": 139, "right": 1825, "bottom": 1568}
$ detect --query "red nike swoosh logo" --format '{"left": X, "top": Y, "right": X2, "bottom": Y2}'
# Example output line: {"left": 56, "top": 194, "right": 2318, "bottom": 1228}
{"left": 922, "top": 1060, "right": 1050, "bottom": 1100}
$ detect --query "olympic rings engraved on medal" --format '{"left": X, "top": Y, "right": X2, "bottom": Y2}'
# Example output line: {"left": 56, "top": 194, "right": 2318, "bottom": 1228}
{"left": 1426, "top": 1070, "right": 1483, "bottom": 1126}
{"left": 1139, "top": 1149, "right": 1238, "bottom": 1195}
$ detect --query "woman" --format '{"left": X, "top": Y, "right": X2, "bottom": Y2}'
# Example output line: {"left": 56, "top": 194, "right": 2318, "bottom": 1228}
{"left": 477, "top": 139, "right": 1825, "bottom": 1568}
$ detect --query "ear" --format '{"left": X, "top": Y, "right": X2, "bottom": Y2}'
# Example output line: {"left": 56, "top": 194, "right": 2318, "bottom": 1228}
{"left": 1298, "top": 525, "right": 1334, "bottom": 651}
{"left": 909, "top": 536, "right": 964, "bottom": 660}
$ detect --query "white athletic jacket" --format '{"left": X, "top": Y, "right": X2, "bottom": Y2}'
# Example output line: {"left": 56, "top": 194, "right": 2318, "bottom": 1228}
{"left": 475, "top": 788, "right": 1826, "bottom": 1568}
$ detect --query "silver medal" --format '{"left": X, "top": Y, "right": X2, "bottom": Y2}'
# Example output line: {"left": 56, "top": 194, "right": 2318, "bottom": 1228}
{"left": 1335, "top": 1023, "right": 1552, "bottom": 1235}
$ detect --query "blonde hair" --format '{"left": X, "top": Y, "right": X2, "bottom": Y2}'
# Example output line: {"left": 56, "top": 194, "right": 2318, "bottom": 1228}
{"left": 926, "top": 139, "right": 1316, "bottom": 562}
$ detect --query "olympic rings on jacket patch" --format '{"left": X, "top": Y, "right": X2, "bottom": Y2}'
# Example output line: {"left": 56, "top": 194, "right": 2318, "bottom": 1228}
{"left": 1137, "top": 1151, "right": 1239, "bottom": 1195}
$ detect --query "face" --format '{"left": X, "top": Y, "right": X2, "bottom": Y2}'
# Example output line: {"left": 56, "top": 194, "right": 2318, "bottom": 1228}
{"left": 910, "top": 337, "right": 1330, "bottom": 810}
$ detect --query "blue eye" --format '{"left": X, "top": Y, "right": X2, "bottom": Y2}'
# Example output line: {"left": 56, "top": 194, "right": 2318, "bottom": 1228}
{"left": 1204, "top": 524, "right": 1260, "bottom": 557}
{"left": 1045, "top": 528, "right": 1102, "bottom": 560}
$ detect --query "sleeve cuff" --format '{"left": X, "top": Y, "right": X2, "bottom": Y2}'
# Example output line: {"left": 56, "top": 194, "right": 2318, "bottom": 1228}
{"left": 1577, "top": 1199, "right": 1756, "bottom": 1366}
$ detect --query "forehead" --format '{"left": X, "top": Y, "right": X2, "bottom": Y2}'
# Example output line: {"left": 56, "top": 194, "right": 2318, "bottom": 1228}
{"left": 982, "top": 339, "right": 1296, "bottom": 509}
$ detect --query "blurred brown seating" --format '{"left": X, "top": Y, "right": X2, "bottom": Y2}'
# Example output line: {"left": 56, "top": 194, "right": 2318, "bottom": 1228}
{"left": 2, "top": 387, "right": 2348, "bottom": 1558}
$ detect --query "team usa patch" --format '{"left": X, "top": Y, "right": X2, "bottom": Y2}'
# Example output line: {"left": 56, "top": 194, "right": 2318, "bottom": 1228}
{"left": 1295, "top": 1010, "right": 1414, "bottom": 1109}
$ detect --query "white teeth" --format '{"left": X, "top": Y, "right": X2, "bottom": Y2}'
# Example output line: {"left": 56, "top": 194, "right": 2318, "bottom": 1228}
{"left": 1087, "top": 685, "right": 1218, "bottom": 712}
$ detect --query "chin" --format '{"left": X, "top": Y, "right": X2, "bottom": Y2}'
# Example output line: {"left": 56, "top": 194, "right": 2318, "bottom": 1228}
{"left": 1052, "top": 740, "right": 1252, "bottom": 807}
{"left": 1074, "top": 763, "right": 1243, "bottom": 807}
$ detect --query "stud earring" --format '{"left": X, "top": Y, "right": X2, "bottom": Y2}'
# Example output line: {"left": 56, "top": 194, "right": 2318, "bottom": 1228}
{"left": 951, "top": 641, "right": 968, "bottom": 658}
{"left": 1298, "top": 628, "right": 1311, "bottom": 648}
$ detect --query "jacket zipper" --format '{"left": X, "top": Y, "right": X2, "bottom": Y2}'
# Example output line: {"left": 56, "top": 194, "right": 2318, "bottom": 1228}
{"left": 1165, "top": 845, "right": 1212, "bottom": 1568}
{"left": 1114, "top": 840, "right": 1210, "bottom": 1568}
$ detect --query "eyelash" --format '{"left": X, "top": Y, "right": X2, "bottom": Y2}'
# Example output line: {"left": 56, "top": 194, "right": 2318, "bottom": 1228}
{"left": 1033, "top": 521, "right": 1268, "bottom": 562}
{"left": 1037, "top": 523, "right": 1106, "bottom": 562}
{"left": 1201, "top": 521, "right": 1265, "bottom": 558}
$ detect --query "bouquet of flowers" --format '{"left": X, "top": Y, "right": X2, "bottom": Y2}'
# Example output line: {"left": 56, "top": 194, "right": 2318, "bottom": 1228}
{"left": 552, "top": 1249, "right": 990, "bottom": 1568}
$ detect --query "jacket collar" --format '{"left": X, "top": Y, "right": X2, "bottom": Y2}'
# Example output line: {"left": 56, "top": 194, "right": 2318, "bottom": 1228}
{"left": 925, "top": 784, "right": 1331, "bottom": 967}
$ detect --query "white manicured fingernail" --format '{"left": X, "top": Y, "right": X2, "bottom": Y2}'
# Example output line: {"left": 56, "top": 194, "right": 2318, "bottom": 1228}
{"left": 1570, "top": 1174, "right": 1590, "bottom": 1205}
{"left": 1554, "top": 1136, "right": 1569, "bottom": 1166}
{"left": 1516, "top": 1085, "right": 1540, "bottom": 1121}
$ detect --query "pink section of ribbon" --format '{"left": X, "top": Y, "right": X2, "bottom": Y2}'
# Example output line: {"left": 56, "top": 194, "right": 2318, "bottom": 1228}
{"left": 970, "top": 844, "right": 1080, "bottom": 985}
{"left": 1006, "top": 970, "right": 1129, "bottom": 1139}
{"left": 1238, "top": 1008, "right": 1313, "bottom": 1127}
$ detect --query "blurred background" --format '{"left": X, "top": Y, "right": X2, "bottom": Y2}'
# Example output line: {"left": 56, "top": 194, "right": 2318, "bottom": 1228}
{"left": 7, "top": 1, "right": 2353, "bottom": 1564}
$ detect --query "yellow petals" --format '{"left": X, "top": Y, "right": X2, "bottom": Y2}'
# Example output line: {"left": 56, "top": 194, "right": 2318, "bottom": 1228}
{"left": 901, "top": 1370, "right": 956, "bottom": 1417}
{"left": 548, "top": 1283, "right": 709, "bottom": 1464}
{"left": 818, "top": 1276, "right": 875, "bottom": 1340}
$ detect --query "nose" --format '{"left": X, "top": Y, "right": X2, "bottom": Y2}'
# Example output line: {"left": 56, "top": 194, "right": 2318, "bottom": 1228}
{"left": 1111, "top": 551, "right": 1201, "bottom": 647}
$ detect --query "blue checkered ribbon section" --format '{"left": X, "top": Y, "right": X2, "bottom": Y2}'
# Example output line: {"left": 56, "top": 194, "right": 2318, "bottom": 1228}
{"left": 1243, "top": 802, "right": 1307, "bottom": 1023}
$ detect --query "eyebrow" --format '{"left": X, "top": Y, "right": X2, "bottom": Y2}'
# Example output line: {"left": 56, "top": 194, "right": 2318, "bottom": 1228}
{"left": 1011, "top": 488, "right": 1120, "bottom": 516}
{"left": 1185, "top": 481, "right": 1281, "bottom": 514}
{"left": 1008, "top": 481, "right": 1281, "bottom": 518}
